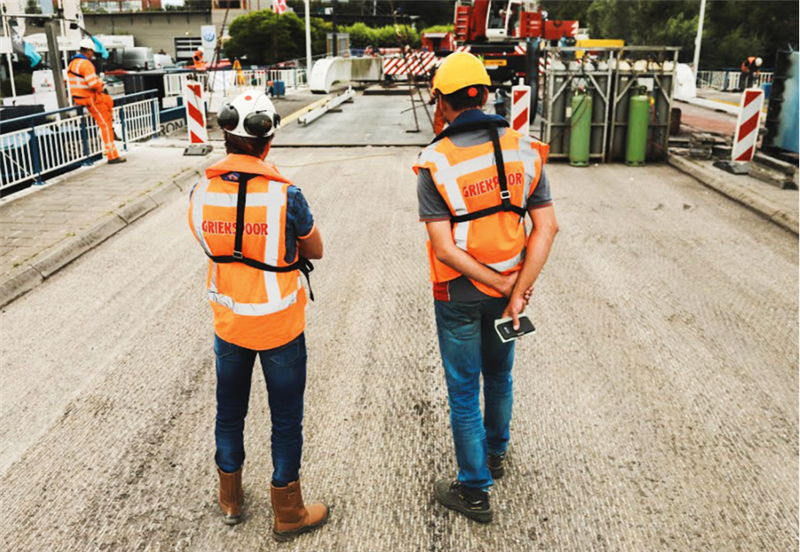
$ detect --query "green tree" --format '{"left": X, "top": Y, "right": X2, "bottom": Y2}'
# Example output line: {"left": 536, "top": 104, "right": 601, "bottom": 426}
{"left": 25, "top": 0, "right": 42, "bottom": 14}
{"left": 420, "top": 24, "right": 454, "bottom": 34}
{"left": 225, "top": 10, "right": 314, "bottom": 65}
{"left": 183, "top": 0, "right": 211, "bottom": 11}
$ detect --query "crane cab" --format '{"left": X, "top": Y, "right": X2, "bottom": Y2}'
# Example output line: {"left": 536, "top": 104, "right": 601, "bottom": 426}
{"left": 455, "top": 0, "right": 540, "bottom": 43}
{"left": 486, "top": 0, "right": 536, "bottom": 40}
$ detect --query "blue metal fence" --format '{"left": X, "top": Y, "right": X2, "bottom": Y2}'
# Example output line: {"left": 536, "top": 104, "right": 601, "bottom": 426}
{"left": 0, "top": 90, "right": 161, "bottom": 191}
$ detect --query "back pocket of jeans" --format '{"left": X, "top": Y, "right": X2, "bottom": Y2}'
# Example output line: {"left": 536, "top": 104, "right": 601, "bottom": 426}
{"left": 264, "top": 338, "right": 303, "bottom": 368}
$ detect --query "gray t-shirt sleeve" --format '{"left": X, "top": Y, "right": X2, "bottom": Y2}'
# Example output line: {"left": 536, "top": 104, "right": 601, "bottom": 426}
{"left": 417, "top": 167, "right": 452, "bottom": 221}
{"left": 528, "top": 167, "right": 552, "bottom": 209}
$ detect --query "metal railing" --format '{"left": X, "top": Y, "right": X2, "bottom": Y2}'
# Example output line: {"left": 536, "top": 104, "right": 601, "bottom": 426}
{"left": 1, "top": 91, "right": 160, "bottom": 191}
{"left": 163, "top": 68, "right": 308, "bottom": 99}
{"left": 697, "top": 69, "right": 774, "bottom": 91}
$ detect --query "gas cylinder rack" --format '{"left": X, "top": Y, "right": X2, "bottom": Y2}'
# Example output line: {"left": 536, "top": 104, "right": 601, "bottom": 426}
{"left": 538, "top": 46, "right": 617, "bottom": 162}
{"left": 607, "top": 46, "right": 680, "bottom": 162}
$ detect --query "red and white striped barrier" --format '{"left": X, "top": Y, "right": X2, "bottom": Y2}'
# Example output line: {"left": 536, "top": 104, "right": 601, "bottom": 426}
{"left": 184, "top": 82, "right": 208, "bottom": 145}
{"left": 511, "top": 79, "right": 531, "bottom": 135}
{"left": 514, "top": 43, "right": 527, "bottom": 56}
{"left": 455, "top": 45, "right": 472, "bottom": 53}
{"left": 383, "top": 52, "right": 440, "bottom": 76}
{"left": 732, "top": 88, "right": 764, "bottom": 162}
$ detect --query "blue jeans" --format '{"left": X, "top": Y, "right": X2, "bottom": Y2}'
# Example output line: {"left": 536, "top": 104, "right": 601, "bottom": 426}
{"left": 214, "top": 333, "right": 307, "bottom": 488}
{"left": 434, "top": 298, "right": 515, "bottom": 490}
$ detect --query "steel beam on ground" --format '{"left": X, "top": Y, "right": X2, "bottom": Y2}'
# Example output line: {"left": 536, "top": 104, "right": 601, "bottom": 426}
{"left": 298, "top": 87, "right": 355, "bottom": 125}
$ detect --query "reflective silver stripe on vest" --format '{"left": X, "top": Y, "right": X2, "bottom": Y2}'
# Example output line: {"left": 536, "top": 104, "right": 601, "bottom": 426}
{"left": 486, "top": 250, "right": 525, "bottom": 272}
{"left": 518, "top": 136, "right": 543, "bottom": 201}
{"left": 208, "top": 287, "right": 298, "bottom": 316}
{"left": 262, "top": 181, "right": 287, "bottom": 303}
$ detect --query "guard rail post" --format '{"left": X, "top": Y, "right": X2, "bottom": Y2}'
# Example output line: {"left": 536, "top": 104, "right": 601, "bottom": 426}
{"left": 150, "top": 99, "right": 159, "bottom": 138}
{"left": 27, "top": 121, "right": 43, "bottom": 185}
{"left": 79, "top": 106, "right": 93, "bottom": 166}
{"left": 120, "top": 106, "right": 128, "bottom": 151}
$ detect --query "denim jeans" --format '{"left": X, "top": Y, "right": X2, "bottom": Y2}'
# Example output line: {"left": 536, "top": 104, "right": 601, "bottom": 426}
{"left": 434, "top": 298, "right": 515, "bottom": 490}
{"left": 214, "top": 332, "right": 307, "bottom": 488}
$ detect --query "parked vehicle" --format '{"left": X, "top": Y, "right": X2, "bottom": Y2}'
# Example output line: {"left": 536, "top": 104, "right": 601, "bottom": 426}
{"left": 121, "top": 47, "right": 155, "bottom": 71}
{"left": 103, "top": 75, "right": 125, "bottom": 96}
{"left": 153, "top": 54, "right": 176, "bottom": 70}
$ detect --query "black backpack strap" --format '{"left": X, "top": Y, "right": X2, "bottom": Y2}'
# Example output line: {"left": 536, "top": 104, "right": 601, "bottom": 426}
{"left": 450, "top": 122, "right": 526, "bottom": 224}
{"left": 231, "top": 172, "right": 250, "bottom": 259}
{"left": 206, "top": 172, "right": 316, "bottom": 301}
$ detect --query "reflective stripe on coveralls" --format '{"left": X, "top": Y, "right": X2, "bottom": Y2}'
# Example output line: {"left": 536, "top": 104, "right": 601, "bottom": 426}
{"left": 414, "top": 128, "right": 548, "bottom": 297}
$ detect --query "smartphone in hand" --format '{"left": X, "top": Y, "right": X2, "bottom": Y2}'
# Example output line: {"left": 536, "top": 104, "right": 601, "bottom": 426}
{"left": 494, "top": 314, "right": 536, "bottom": 343}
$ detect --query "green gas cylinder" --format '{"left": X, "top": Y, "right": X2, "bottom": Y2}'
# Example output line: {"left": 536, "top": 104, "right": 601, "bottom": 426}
{"left": 626, "top": 90, "right": 650, "bottom": 166}
{"left": 569, "top": 93, "right": 592, "bottom": 167}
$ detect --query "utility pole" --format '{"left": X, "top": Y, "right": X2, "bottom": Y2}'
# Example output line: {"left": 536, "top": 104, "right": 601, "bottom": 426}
{"left": 331, "top": 0, "right": 337, "bottom": 57}
{"left": 692, "top": 0, "right": 706, "bottom": 76}
{"left": 304, "top": 0, "right": 311, "bottom": 74}
{"left": 45, "top": 18, "right": 68, "bottom": 108}
{"left": 1, "top": 11, "right": 17, "bottom": 97}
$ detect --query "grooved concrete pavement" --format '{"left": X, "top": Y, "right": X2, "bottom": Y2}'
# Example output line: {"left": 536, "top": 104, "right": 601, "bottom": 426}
{"left": 0, "top": 144, "right": 223, "bottom": 285}
{"left": 0, "top": 149, "right": 797, "bottom": 552}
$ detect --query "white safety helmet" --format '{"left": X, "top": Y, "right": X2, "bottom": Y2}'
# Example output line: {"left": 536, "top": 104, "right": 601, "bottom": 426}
{"left": 217, "top": 91, "right": 281, "bottom": 138}
{"left": 755, "top": 57, "right": 763, "bottom": 67}
{"left": 79, "top": 38, "right": 98, "bottom": 52}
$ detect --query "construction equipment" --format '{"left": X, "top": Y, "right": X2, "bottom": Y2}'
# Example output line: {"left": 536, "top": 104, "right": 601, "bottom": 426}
{"left": 452, "top": 0, "right": 579, "bottom": 88}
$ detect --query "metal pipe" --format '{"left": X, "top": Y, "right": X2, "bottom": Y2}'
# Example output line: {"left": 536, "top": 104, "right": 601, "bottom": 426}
{"left": 1, "top": 12, "right": 16, "bottom": 98}
{"left": 299, "top": 87, "right": 354, "bottom": 125}
{"left": 304, "top": 0, "right": 312, "bottom": 75}
{"left": 693, "top": 0, "right": 706, "bottom": 76}
{"left": 45, "top": 19, "right": 68, "bottom": 108}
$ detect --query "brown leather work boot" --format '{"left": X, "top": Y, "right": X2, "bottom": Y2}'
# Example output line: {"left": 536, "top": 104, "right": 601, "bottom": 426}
{"left": 270, "top": 480, "right": 329, "bottom": 541}
{"left": 217, "top": 467, "right": 243, "bottom": 525}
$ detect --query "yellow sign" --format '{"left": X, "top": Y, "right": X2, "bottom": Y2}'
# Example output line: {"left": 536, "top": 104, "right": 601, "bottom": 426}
{"left": 483, "top": 59, "right": 507, "bottom": 67}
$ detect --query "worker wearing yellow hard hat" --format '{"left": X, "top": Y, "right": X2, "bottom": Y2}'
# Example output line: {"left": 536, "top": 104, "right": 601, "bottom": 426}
{"left": 431, "top": 51, "right": 492, "bottom": 95}
{"left": 414, "top": 51, "right": 559, "bottom": 523}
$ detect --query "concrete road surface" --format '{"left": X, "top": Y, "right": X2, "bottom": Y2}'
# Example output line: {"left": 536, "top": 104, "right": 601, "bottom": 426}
{"left": 0, "top": 149, "right": 797, "bottom": 552}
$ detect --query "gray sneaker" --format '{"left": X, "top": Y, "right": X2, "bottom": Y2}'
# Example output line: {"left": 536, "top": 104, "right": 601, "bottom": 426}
{"left": 433, "top": 479, "right": 493, "bottom": 523}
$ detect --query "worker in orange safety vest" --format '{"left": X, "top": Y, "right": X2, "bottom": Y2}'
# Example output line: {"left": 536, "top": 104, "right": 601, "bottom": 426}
{"left": 67, "top": 38, "right": 125, "bottom": 164}
{"left": 188, "top": 91, "right": 328, "bottom": 541}
{"left": 740, "top": 56, "right": 763, "bottom": 91}
{"left": 414, "top": 52, "right": 558, "bottom": 523}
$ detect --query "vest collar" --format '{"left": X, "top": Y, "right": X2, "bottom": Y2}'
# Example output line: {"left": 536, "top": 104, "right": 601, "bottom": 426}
{"left": 431, "top": 109, "right": 509, "bottom": 144}
{"left": 206, "top": 154, "right": 290, "bottom": 184}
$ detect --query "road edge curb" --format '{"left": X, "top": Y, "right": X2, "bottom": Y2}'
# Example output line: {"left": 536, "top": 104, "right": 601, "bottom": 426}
{"left": 667, "top": 154, "right": 799, "bottom": 236}
{"left": 0, "top": 156, "right": 219, "bottom": 310}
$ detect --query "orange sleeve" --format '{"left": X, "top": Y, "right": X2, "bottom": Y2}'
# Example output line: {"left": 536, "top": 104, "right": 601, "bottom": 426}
{"left": 80, "top": 60, "right": 104, "bottom": 92}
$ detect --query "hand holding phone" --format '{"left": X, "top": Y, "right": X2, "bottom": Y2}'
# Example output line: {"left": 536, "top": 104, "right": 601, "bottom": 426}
{"left": 494, "top": 314, "right": 535, "bottom": 343}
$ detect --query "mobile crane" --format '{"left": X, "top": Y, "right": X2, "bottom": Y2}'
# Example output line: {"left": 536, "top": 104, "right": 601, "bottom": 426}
{"left": 452, "top": 0, "right": 579, "bottom": 87}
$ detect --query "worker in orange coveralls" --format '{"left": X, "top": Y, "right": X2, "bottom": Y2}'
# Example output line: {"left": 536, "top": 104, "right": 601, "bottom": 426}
{"left": 67, "top": 39, "right": 125, "bottom": 164}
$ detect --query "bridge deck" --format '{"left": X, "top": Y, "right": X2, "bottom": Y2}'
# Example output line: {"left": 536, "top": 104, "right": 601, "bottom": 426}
{"left": 0, "top": 143, "right": 796, "bottom": 551}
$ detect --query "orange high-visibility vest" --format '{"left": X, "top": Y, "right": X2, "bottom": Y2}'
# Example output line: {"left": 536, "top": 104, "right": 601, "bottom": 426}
{"left": 741, "top": 56, "right": 757, "bottom": 73}
{"left": 189, "top": 154, "right": 309, "bottom": 350}
{"left": 413, "top": 123, "right": 548, "bottom": 297}
{"left": 67, "top": 57, "right": 103, "bottom": 99}
{"left": 193, "top": 50, "right": 206, "bottom": 70}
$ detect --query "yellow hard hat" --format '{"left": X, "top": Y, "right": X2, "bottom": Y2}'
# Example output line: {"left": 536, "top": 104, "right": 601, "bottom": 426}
{"left": 432, "top": 52, "right": 491, "bottom": 95}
